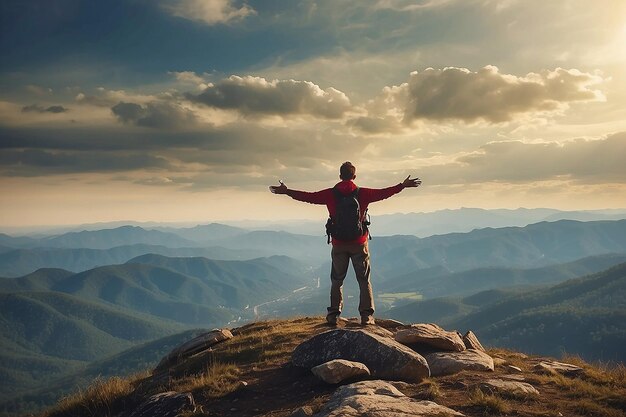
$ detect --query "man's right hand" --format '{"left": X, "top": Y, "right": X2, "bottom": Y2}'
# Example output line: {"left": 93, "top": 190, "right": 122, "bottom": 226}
{"left": 269, "top": 181, "right": 288, "bottom": 194}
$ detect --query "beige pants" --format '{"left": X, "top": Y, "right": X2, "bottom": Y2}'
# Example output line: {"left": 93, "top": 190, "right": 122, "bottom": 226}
{"left": 327, "top": 241, "right": 374, "bottom": 318}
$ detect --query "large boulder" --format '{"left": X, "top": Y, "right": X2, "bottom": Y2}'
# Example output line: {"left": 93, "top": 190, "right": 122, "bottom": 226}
{"left": 127, "top": 391, "right": 195, "bottom": 417}
{"left": 292, "top": 329, "right": 430, "bottom": 382}
{"left": 313, "top": 380, "right": 464, "bottom": 417}
{"left": 395, "top": 324, "right": 465, "bottom": 352}
{"left": 154, "top": 329, "right": 233, "bottom": 372}
{"left": 311, "top": 359, "right": 371, "bottom": 384}
{"left": 425, "top": 349, "right": 494, "bottom": 376}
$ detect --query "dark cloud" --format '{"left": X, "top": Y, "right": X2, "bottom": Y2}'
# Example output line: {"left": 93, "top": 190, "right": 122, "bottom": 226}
{"left": 111, "top": 101, "right": 197, "bottom": 129}
{"left": 21, "top": 104, "right": 69, "bottom": 113}
{"left": 347, "top": 115, "right": 402, "bottom": 134}
{"left": 187, "top": 75, "right": 352, "bottom": 119}
{"left": 0, "top": 149, "right": 171, "bottom": 176}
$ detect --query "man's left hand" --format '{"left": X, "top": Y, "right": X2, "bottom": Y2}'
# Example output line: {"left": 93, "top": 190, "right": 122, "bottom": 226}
{"left": 402, "top": 175, "right": 422, "bottom": 188}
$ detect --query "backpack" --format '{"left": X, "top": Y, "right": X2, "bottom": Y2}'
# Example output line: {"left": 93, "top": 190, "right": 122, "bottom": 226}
{"left": 325, "top": 187, "right": 370, "bottom": 243}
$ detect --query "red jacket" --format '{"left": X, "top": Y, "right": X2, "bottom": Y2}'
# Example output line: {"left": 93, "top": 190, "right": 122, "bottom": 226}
{"left": 286, "top": 180, "right": 405, "bottom": 245}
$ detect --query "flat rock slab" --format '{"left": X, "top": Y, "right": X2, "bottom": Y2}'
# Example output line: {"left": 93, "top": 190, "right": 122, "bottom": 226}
{"left": 127, "top": 391, "right": 195, "bottom": 417}
{"left": 154, "top": 329, "right": 233, "bottom": 372}
{"left": 395, "top": 323, "right": 466, "bottom": 352}
{"left": 312, "top": 359, "right": 371, "bottom": 384}
{"left": 533, "top": 360, "right": 584, "bottom": 377}
{"left": 314, "top": 380, "right": 464, "bottom": 417}
{"left": 425, "top": 349, "right": 494, "bottom": 376}
{"left": 293, "top": 329, "right": 430, "bottom": 382}
{"left": 478, "top": 378, "right": 539, "bottom": 397}
{"left": 462, "top": 331, "right": 485, "bottom": 352}
{"left": 374, "top": 318, "right": 405, "bottom": 331}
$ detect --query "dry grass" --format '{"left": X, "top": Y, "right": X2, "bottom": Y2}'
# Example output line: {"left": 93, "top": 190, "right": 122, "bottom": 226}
{"left": 213, "top": 318, "right": 319, "bottom": 366}
{"left": 414, "top": 378, "right": 442, "bottom": 401}
{"left": 170, "top": 362, "right": 240, "bottom": 397}
{"left": 571, "top": 398, "right": 626, "bottom": 417}
{"left": 467, "top": 388, "right": 512, "bottom": 416}
{"left": 486, "top": 347, "right": 530, "bottom": 370}
{"left": 525, "top": 357, "right": 626, "bottom": 417}
{"left": 42, "top": 373, "right": 147, "bottom": 417}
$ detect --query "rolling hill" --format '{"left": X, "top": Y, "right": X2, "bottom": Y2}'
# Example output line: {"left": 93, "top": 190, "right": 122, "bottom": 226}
{"left": 0, "top": 244, "right": 268, "bottom": 277}
{"left": 446, "top": 262, "right": 626, "bottom": 362}
{"left": 0, "top": 290, "right": 183, "bottom": 400}
{"left": 380, "top": 253, "right": 626, "bottom": 298}
{"left": 369, "top": 219, "right": 626, "bottom": 278}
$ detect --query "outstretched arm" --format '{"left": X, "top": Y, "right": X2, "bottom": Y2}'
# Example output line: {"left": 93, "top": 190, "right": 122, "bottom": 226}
{"left": 269, "top": 181, "right": 330, "bottom": 205}
{"left": 361, "top": 175, "right": 422, "bottom": 204}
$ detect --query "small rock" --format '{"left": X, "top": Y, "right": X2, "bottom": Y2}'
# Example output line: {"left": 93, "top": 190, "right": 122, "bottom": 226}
{"left": 291, "top": 405, "right": 314, "bottom": 417}
{"left": 238, "top": 381, "right": 248, "bottom": 389}
{"left": 492, "top": 357, "right": 507, "bottom": 367}
{"left": 387, "top": 381, "right": 414, "bottom": 393}
{"left": 533, "top": 360, "right": 584, "bottom": 377}
{"left": 506, "top": 365, "right": 523, "bottom": 373}
{"left": 127, "top": 391, "right": 195, "bottom": 417}
{"left": 154, "top": 329, "right": 233, "bottom": 372}
{"left": 462, "top": 331, "right": 485, "bottom": 352}
{"left": 395, "top": 323, "right": 466, "bottom": 352}
{"left": 425, "top": 349, "right": 494, "bottom": 376}
{"left": 478, "top": 378, "right": 539, "bottom": 397}
{"left": 311, "top": 359, "right": 371, "bottom": 384}
{"left": 374, "top": 318, "right": 405, "bottom": 330}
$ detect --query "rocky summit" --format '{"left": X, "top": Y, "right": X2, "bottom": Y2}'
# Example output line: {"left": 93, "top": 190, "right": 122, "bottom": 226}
{"left": 40, "top": 317, "right": 626, "bottom": 417}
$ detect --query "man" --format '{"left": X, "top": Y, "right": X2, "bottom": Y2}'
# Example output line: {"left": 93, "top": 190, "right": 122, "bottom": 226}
{"left": 269, "top": 161, "right": 422, "bottom": 326}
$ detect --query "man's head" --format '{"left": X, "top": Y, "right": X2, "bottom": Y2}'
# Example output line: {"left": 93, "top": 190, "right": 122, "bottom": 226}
{"left": 340, "top": 161, "right": 356, "bottom": 180}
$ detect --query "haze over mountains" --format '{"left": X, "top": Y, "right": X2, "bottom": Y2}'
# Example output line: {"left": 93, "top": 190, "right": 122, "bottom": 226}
{"left": 1, "top": 210, "right": 626, "bottom": 415}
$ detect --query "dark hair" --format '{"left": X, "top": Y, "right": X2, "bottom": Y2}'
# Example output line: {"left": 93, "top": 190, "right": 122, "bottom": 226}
{"left": 340, "top": 161, "right": 356, "bottom": 180}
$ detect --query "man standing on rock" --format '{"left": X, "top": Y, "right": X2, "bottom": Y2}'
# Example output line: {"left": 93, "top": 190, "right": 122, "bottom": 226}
{"left": 269, "top": 162, "right": 421, "bottom": 326}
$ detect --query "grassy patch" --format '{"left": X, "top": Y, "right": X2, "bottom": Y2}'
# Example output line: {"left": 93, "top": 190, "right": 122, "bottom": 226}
{"left": 42, "top": 373, "right": 146, "bottom": 417}
{"left": 170, "top": 362, "right": 240, "bottom": 397}
{"left": 414, "top": 378, "right": 442, "bottom": 401}
{"left": 213, "top": 318, "right": 317, "bottom": 366}
{"left": 467, "top": 388, "right": 512, "bottom": 416}
{"left": 570, "top": 398, "right": 626, "bottom": 417}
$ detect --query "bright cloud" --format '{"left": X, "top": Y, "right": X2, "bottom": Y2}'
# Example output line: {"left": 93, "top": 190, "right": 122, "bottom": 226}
{"left": 161, "top": 0, "right": 255, "bottom": 25}
{"left": 353, "top": 66, "right": 606, "bottom": 132}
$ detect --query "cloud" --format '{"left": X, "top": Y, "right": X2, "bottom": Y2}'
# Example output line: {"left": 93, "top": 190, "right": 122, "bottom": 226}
{"left": 111, "top": 101, "right": 198, "bottom": 129}
{"left": 353, "top": 66, "right": 605, "bottom": 132}
{"left": 420, "top": 132, "right": 626, "bottom": 185}
{"left": 187, "top": 75, "right": 352, "bottom": 119}
{"left": 161, "top": 0, "right": 255, "bottom": 25}
{"left": 0, "top": 149, "right": 172, "bottom": 176}
{"left": 21, "top": 104, "right": 69, "bottom": 114}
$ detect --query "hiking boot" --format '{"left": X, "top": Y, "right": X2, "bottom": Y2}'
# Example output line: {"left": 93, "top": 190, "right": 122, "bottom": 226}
{"left": 326, "top": 314, "right": 339, "bottom": 326}
{"left": 361, "top": 316, "right": 375, "bottom": 326}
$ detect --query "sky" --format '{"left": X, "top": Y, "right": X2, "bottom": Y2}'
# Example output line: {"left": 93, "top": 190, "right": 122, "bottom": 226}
{"left": 1, "top": 0, "right": 626, "bottom": 228}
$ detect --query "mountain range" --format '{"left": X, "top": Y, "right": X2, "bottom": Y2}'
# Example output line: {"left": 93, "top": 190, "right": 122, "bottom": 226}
{"left": 1, "top": 217, "right": 626, "bottom": 415}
